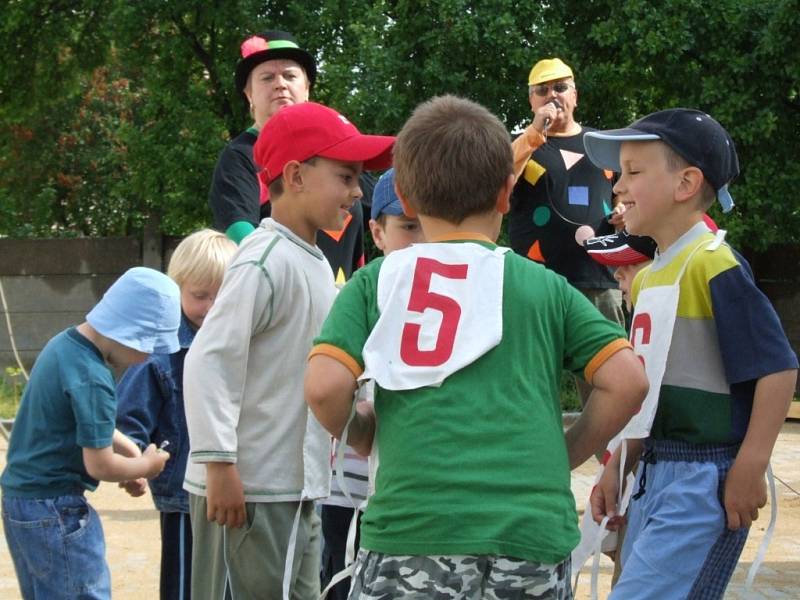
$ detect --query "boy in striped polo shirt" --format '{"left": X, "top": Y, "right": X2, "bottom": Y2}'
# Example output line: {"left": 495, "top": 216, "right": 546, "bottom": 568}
{"left": 585, "top": 109, "right": 798, "bottom": 599}
{"left": 305, "top": 95, "right": 648, "bottom": 599}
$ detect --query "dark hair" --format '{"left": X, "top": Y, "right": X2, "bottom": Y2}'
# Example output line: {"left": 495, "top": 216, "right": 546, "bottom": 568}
{"left": 393, "top": 95, "right": 512, "bottom": 223}
{"left": 266, "top": 156, "right": 317, "bottom": 200}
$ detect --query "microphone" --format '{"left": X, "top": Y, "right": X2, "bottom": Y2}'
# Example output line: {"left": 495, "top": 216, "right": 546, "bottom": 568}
{"left": 543, "top": 99, "right": 563, "bottom": 131}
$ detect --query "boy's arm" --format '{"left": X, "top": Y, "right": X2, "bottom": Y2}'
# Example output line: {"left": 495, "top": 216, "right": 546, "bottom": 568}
{"left": 112, "top": 429, "right": 149, "bottom": 497}
{"left": 112, "top": 429, "right": 142, "bottom": 458}
{"left": 724, "top": 368, "right": 797, "bottom": 530}
{"left": 116, "top": 361, "right": 166, "bottom": 450}
{"left": 305, "top": 354, "right": 374, "bottom": 457}
{"left": 564, "top": 347, "right": 648, "bottom": 469}
{"left": 590, "top": 438, "right": 644, "bottom": 527}
{"left": 83, "top": 443, "right": 169, "bottom": 483}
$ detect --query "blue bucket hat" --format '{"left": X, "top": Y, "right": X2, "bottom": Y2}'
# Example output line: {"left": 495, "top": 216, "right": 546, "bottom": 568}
{"left": 86, "top": 267, "right": 181, "bottom": 354}
{"left": 371, "top": 168, "right": 405, "bottom": 220}
{"left": 583, "top": 109, "right": 739, "bottom": 213}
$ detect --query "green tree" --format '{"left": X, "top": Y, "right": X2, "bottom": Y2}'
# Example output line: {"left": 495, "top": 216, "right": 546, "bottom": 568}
{"left": 1, "top": 0, "right": 798, "bottom": 249}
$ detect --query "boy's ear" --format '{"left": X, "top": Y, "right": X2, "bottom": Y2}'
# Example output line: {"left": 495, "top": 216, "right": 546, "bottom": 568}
{"left": 394, "top": 181, "right": 418, "bottom": 218}
{"left": 675, "top": 166, "right": 704, "bottom": 204}
{"left": 368, "top": 218, "right": 386, "bottom": 251}
{"left": 282, "top": 160, "right": 304, "bottom": 191}
{"left": 495, "top": 173, "right": 516, "bottom": 215}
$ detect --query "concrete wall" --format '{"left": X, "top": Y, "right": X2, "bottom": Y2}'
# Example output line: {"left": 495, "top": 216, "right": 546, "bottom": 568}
{"left": 0, "top": 237, "right": 798, "bottom": 391}
{"left": 0, "top": 235, "right": 180, "bottom": 380}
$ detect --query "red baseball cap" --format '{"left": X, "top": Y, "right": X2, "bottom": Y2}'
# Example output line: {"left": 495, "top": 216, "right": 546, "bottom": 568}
{"left": 254, "top": 102, "right": 395, "bottom": 186}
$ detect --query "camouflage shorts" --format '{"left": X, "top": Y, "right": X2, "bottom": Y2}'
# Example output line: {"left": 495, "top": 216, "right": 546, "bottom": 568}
{"left": 347, "top": 550, "right": 572, "bottom": 599}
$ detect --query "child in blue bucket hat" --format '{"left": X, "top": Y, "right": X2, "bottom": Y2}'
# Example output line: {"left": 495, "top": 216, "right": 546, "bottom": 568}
{"left": 1, "top": 266, "right": 180, "bottom": 599}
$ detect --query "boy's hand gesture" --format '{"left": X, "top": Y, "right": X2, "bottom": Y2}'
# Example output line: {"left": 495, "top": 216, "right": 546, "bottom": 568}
{"left": 119, "top": 478, "right": 148, "bottom": 497}
{"left": 723, "top": 457, "right": 767, "bottom": 530}
{"left": 143, "top": 443, "right": 170, "bottom": 479}
{"left": 590, "top": 462, "right": 626, "bottom": 532}
{"left": 206, "top": 463, "right": 246, "bottom": 528}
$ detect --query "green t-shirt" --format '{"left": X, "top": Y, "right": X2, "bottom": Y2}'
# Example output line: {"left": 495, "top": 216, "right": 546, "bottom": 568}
{"left": 313, "top": 239, "right": 628, "bottom": 563}
{"left": 1, "top": 327, "right": 117, "bottom": 498}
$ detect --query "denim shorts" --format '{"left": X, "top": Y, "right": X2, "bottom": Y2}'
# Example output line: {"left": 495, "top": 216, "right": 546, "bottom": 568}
{"left": 2, "top": 494, "right": 111, "bottom": 599}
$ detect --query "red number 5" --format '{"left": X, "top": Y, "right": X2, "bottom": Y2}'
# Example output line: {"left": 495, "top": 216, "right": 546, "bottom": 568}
{"left": 400, "top": 257, "right": 468, "bottom": 367}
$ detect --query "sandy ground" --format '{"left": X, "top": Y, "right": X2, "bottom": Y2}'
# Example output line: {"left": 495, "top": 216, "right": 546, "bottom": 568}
{"left": 0, "top": 422, "right": 798, "bottom": 599}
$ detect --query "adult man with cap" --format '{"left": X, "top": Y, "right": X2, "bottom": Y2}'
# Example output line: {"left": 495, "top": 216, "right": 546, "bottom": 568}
{"left": 509, "top": 57, "right": 623, "bottom": 405}
{"left": 208, "top": 30, "right": 370, "bottom": 283}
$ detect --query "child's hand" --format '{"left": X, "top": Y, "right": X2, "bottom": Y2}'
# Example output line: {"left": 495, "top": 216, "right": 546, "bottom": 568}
{"left": 590, "top": 464, "right": 626, "bottom": 531}
{"left": 724, "top": 456, "right": 767, "bottom": 530}
{"left": 119, "top": 478, "right": 148, "bottom": 497}
{"left": 608, "top": 203, "right": 626, "bottom": 228}
{"left": 206, "top": 463, "right": 246, "bottom": 528}
{"left": 142, "top": 443, "right": 170, "bottom": 479}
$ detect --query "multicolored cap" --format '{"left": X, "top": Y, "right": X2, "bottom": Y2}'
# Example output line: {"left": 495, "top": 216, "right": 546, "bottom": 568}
{"left": 584, "top": 214, "right": 719, "bottom": 266}
{"left": 234, "top": 30, "right": 317, "bottom": 94}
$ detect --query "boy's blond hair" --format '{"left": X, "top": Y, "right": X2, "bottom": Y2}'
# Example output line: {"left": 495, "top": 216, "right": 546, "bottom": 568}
{"left": 393, "top": 95, "right": 513, "bottom": 224}
{"left": 167, "top": 229, "right": 236, "bottom": 288}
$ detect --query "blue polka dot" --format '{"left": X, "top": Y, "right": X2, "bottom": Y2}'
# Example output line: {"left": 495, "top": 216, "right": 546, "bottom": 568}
{"left": 533, "top": 206, "right": 551, "bottom": 227}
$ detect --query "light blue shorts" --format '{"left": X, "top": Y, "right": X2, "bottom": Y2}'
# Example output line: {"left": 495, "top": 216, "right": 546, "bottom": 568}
{"left": 610, "top": 440, "right": 748, "bottom": 600}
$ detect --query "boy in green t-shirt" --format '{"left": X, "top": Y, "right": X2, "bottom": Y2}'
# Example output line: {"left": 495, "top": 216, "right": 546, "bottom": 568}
{"left": 305, "top": 95, "right": 648, "bottom": 598}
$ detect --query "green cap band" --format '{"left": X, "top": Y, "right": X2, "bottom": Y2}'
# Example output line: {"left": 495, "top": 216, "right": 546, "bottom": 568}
{"left": 266, "top": 40, "right": 299, "bottom": 51}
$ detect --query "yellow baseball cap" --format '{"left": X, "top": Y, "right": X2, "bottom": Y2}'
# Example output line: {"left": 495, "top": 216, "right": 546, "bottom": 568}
{"left": 528, "top": 58, "right": 574, "bottom": 85}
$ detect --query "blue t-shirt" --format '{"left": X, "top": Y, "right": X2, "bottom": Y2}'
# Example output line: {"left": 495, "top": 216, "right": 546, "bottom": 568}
{"left": 1, "top": 327, "right": 117, "bottom": 498}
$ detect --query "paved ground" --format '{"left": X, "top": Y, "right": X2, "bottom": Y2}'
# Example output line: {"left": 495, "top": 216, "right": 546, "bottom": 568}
{"left": 1, "top": 422, "right": 798, "bottom": 599}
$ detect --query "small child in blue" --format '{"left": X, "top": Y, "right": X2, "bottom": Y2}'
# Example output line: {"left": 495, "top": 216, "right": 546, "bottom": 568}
{"left": 1, "top": 266, "right": 179, "bottom": 599}
{"left": 116, "top": 229, "right": 236, "bottom": 600}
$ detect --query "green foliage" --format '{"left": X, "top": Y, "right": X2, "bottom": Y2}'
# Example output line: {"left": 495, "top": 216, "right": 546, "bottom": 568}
{"left": 560, "top": 372, "right": 581, "bottom": 412}
{"left": 1, "top": 0, "right": 799, "bottom": 247}
{"left": 0, "top": 367, "right": 25, "bottom": 419}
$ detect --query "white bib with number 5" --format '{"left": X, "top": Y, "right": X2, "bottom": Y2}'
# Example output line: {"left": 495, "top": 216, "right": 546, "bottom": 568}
{"left": 361, "top": 243, "right": 508, "bottom": 390}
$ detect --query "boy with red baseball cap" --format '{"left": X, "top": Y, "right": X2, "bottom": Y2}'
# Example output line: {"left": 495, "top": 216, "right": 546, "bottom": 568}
{"left": 183, "top": 102, "right": 393, "bottom": 599}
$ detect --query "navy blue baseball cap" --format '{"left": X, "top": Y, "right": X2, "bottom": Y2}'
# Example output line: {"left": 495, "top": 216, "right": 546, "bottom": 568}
{"left": 583, "top": 109, "right": 739, "bottom": 213}
{"left": 371, "top": 168, "right": 405, "bottom": 220}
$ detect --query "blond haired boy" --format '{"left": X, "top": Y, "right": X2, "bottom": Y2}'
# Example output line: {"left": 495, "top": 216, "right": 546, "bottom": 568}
{"left": 182, "top": 102, "right": 394, "bottom": 600}
{"left": 305, "top": 95, "right": 647, "bottom": 598}
{"left": 116, "top": 229, "right": 236, "bottom": 600}
{"left": 585, "top": 109, "right": 798, "bottom": 599}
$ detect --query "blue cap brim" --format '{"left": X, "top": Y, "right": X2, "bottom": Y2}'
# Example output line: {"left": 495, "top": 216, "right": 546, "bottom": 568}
{"left": 583, "top": 129, "right": 661, "bottom": 172}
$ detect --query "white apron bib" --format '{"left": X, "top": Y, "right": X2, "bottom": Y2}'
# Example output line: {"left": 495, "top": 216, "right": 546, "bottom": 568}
{"left": 572, "top": 231, "right": 726, "bottom": 598}
{"left": 361, "top": 243, "right": 509, "bottom": 390}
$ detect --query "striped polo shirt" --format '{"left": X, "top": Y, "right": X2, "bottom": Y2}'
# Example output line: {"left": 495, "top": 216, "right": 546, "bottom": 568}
{"left": 632, "top": 222, "right": 798, "bottom": 444}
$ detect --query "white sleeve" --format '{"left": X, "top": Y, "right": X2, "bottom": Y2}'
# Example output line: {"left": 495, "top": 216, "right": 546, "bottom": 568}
{"left": 183, "top": 258, "right": 274, "bottom": 463}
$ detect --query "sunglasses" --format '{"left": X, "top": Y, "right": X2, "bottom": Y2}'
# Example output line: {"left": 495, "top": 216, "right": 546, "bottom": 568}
{"left": 531, "top": 81, "right": 574, "bottom": 96}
